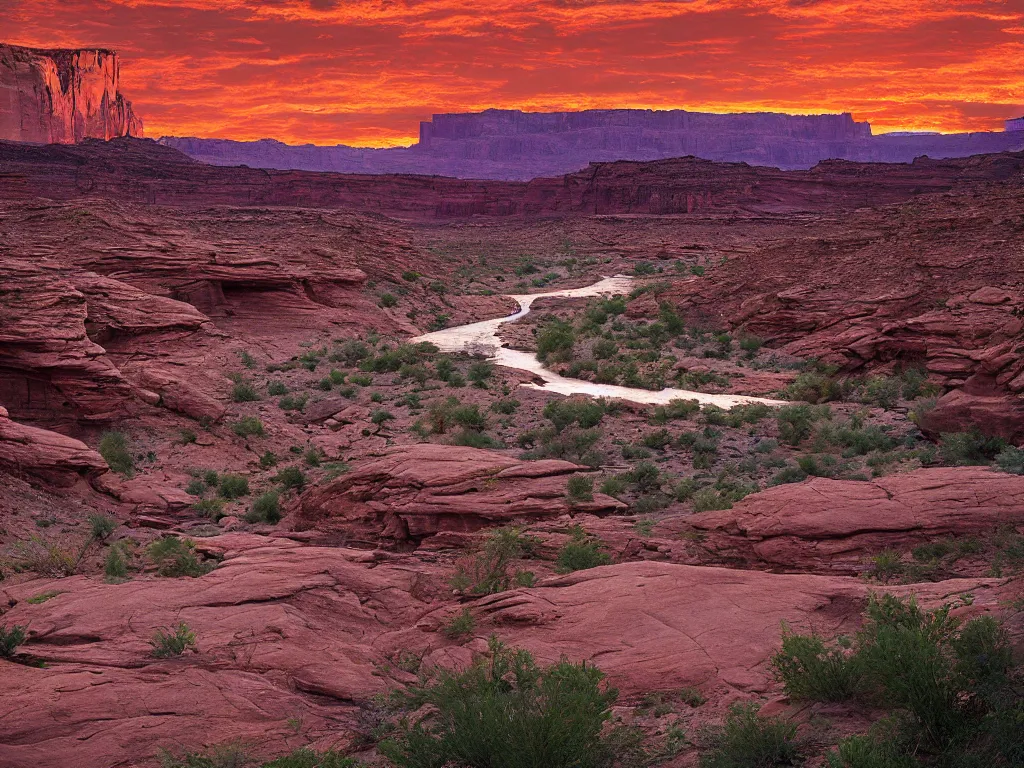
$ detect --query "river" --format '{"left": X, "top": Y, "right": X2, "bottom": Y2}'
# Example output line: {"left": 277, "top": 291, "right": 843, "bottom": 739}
{"left": 411, "top": 276, "right": 785, "bottom": 408}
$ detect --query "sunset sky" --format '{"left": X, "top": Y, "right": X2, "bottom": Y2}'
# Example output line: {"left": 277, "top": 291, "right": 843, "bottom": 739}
{"left": 3, "top": 0, "right": 1023, "bottom": 147}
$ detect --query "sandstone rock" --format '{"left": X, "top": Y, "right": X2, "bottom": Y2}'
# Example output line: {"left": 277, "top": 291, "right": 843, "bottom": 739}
{"left": 917, "top": 389, "right": 1024, "bottom": 444}
{"left": 0, "top": 405, "right": 107, "bottom": 486}
{"left": 298, "top": 444, "right": 626, "bottom": 542}
{"left": 0, "top": 535, "right": 429, "bottom": 768}
{"left": 688, "top": 467, "right": 1024, "bottom": 572}
{"left": 0, "top": 44, "right": 142, "bottom": 144}
{"left": 92, "top": 473, "right": 196, "bottom": 514}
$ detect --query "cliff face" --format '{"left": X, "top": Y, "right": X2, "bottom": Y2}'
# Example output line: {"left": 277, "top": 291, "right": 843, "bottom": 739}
{"left": 0, "top": 43, "right": 143, "bottom": 144}
{"left": 161, "top": 108, "right": 1024, "bottom": 180}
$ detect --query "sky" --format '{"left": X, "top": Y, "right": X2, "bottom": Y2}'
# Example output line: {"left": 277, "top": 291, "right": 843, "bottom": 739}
{"left": 3, "top": 0, "right": 1023, "bottom": 147}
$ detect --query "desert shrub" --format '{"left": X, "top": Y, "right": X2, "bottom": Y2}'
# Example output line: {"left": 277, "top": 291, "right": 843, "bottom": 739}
{"left": 441, "top": 608, "right": 475, "bottom": 640}
{"left": 859, "top": 376, "right": 902, "bottom": 410}
{"left": 274, "top": 466, "right": 306, "bottom": 491}
{"left": 772, "top": 632, "right": 862, "bottom": 701}
{"left": 246, "top": 491, "right": 281, "bottom": 524}
{"left": 148, "top": 537, "right": 213, "bottom": 578}
{"left": 816, "top": 421, "right": 897, "bottom": 456}
{"left": 700, "top": 702, "right": 801, "bottom": 768}
{"left": 150, "top": 623, "right": 197, "bottom": 658}
{"left": 650, "top": 398, "right": 700, "bottom": 424}
{"left": 674, "top": 477, "right": 699, "bottom": 501}
{"left": 641, "top": 428, "right": 672, "bottom": 450}
{"left": 278, "top": 394, "right": 308, "bottom": 412}
{"left": 520, "top": 426, "right": 603, "bottom": 466}
{"left": 776, "top": 595, "right": 1021, "bottom": 763}
{"left": 0, "top": 624, "right": 27, "bottom": 658}
{"left": 179, "top": 429, "right": 198, "bottom": 445}
{"left": 567, "top": 475, "right": 594, "bottom": 503}
{"left": 994, "top": 445, "right": 1024, "bottom": 475}
{"left": 692, "top": 488, "right": 733, "bottom": 512}
{"left": 592, "top": 337, "right": 619, "bottom": 359}
{"left": 304, "top": 447, "right": 322, "bottom": 467}
{"left": 203, "top": 469, "right": 219, "bottom": 487}
{"left": 544, "top": 398, "right": 606, "bottom": 431}
{"left": 379, "top": 292, "right": 398, "bottom": 308}
{"left": 451, "top": 429, "right": 502, "bottom": 449}
{"left": 451, "top": 404, "right": 487, "bottom": 431}
{"left": 938, "top": 431, "right": 1006, "bottom": 466}
{"left": 537, "top": 319, "right": 576, "bottom": 362}
{"left": 556, "top": 536, "right": 611, "bottom": 573}
{"left": 267, "top": 380, "right": 288, "bottom": 396}
{"left": 450, "top": 527, "right": 539, "bottom": 595}
{"left": 218, "top": 473, "right": 249, "bottom": 499}
{"left": 104, "top": 543, "right": 130, "bottom": 582}
{"left": 491, "top": 397, "right": 520, "bottom": 414}
{"left": 381, "top": 637, "right": 616, "bottom": 768}
{"left": 231, "top": 380, "right": 261, "bottom": 402}
{"left": 186, "top": 478, "right": 206, "bottom": 496}
{"left": 769, "top": 466, "right": 808, "bottom": 486}
{"left": 777, "top": 404, "right": 828, "bottom": 446}
{"left": 14, "top": 534, "right": 78, "bottom": 577}
{"left": 739, "top": 335, "right": 764, "bottom": 354}
{"left": 467, "top": 360, "right": 494, "bottom": 387}
{"left": 231, "top": 417, "right": 264, "bottom": 438}
{"left": 99, "top": 431, "right": 134, "bottom": 476}
{"left": 89, "top": 513, "right": 117, "bottom": 541}
{"left": 192, "top": 498, "right": 226, "bottom": 520}
{"left": 785, "top": 371, "right": 844, "bottom": 404}
{"left": 259, "top": 451, "right": 278, "bottom": 469}
{"left": 825, "top": 729, "right": 920, "bottom": 768}
{"left": 601, "top": 474, "right": 629, "bottom": 497}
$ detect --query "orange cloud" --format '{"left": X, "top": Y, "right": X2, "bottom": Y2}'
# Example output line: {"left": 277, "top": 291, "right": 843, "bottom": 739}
{"left": 2, "top": 0, "right": 1022, "bottom": 146}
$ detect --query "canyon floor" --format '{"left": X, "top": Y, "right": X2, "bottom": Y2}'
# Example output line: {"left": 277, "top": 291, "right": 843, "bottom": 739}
{"left": 0, "top": 139, "right": 1022, "bottom": 768}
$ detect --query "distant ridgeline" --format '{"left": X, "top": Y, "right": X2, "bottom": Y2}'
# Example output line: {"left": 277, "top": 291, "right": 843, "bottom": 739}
{"left": 0, "top": 43, "right": 142, "bottom": 144}
{"left": 161, "top": 108, "right": 1024, "bottom": 180}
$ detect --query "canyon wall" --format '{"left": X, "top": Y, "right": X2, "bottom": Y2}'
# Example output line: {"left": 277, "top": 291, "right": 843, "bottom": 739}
{"left": 161, "top": 108, "right": 1024, "bottom": 180}
{"left": 0, "top": 43, "right": 142, "bottom": 144}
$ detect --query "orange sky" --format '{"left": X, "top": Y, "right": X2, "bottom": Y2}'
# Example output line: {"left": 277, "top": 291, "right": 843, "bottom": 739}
{"left": 3, "top": 0, "right": 1023, "bottom": 147}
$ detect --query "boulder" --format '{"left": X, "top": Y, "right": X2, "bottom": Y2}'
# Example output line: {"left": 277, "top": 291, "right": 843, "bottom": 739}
{"left": 916, "top": 389, "right": 1024, "bottom": 444}
{"left": 688, "top": 467, "right": 1024, "bottom": 572}
{"left": 0, "top": 406, "right": 107, "bottom": 486}
{"left": 298, "top": 444, "right": 626, "bottom": 542}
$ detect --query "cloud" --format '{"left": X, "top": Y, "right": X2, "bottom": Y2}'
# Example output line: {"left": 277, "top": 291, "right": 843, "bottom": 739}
{"left": 2, "top": 0, "right": 1021, "bottom": 145}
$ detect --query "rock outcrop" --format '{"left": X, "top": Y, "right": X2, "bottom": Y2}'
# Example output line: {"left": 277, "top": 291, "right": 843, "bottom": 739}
{"left": 0, "top": 535, "right": 1005, "bottom": 767}
{"left": 687, "top": 467, "right": 1024, "bottom": 572}
{"left": 0, "top": 44, "right": 142, "bottom": 144}
{"left": 0, "top": 405, "right": 107, "bottom": 486}
{"left": 160, "top": 108, "right": 1024, "bottom": 181}
{"left": 298, "top": 444, "right": 625, "bottom": 542}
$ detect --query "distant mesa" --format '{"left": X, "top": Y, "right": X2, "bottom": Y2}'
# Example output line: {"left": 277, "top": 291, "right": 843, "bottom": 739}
{"left": 0, "top": 43, "right": 142, "bottom": 144}
{"left": 162, "top": 107, "right": 1024, "bottom": 181}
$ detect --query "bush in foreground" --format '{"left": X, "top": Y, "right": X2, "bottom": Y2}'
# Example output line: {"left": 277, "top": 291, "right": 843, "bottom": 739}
{"left": 381, "top": 637, "right": 617, "bottom": 768}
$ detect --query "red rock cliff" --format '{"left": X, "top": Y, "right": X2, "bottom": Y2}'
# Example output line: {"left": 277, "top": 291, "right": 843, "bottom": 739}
{"left": 0, "top": 43, "right": 142, "bottom": 144}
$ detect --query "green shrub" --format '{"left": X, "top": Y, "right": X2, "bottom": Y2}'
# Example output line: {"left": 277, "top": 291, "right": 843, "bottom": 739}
{"left": 450, "top": 527, "right": 539, "bottom": 596}
{"left": 777, "top": 404, "right": 828, "bottom": 446}
{"left": 785, "top": 371, "right": 844, "bottom": 404}
{"left": 381, "top": 638, "right": 617, "bottom": 768}
{"left": 938, "top": 431, "right": 1006, "bottom": 466}
{"left": 246, "top": 491, "right": 281, "bottom": 524}
{"left": 231, "top": 380, "right": 261, "bottom": 402}
{"left": 191, "top": 498, "right": 226, "bottom": 520}
{"left": 278, "top": 394, "right": 308, "bottom": 412}
{"left": 537, "top": 319, "right": 576, "bottom": 362}
{"left": 148, "top": 537, "right": 213, "bottom": 578}
{"left": 441, "top": 608, "right": 475, "bottom": 640}
{"left": 239, "top": 350, "right": 257, "bottom": 369}
{"left": 452, "top": 404, "right": 487, "bottom": 431}
{"left": 186, "top": 478, "right": 206, "bottom": 496}
{"left": 542, "top": 398, "right": 606, "bottom": 430}
{"left": 451, "top": 430, "right": 502, "bottom": 449}
{"left": 556, "top": 537, "right": 611, "bottom": 573}
{"left": 772, "top": 632, "right": 861, "bottom": 701}
{"left": 318, "top": 377, "right": 333, "bottom": 391}
{"left": 267, "top": 380, "right": 288, "bottom": 396}
{"left": 601, "top": 474, "right": 629, "bottom": 497}
{"left": 179, "top": 429, "right": 198, "bottom": 445}
{"left": 231, "top": 417, "right": 264, "bottom": 437}
{"left": 769, "top": 466, "right": 808, "bottom": 486}
{"left": 567, "top": 475, "right": 594, "bottom": 503}
{"left": 859, "top": 376, "right": 902, "bottom": 410}
{"left": 826, "top": 730, "right": 920, "bottom": 768}
{"left": 467, "top": 360, "right": 494, "bottom": 387}
{"left": 274, "top": 466, "right": 307, "bottom": 491}
{"left": 994, "top": 445, "right": 1024, "bottom": 475}
{"left": 150, "top": 623, "right": 197, "bottom": 658}
{"left": 89, "top": 513, "right": 117, "bottom": 541}
{"left": 700, "top": 702, "right": 801, "bottom": 768}
{"left": 259, "top": 451, "right": 278, "bottom": 469}
{"left": 379, "top": 292, "right": 398, "bottom": 308}
{"left": 0, "top": 624, "right": 27, "bottom": 658}
{"left": 262, "top": 750, "right": 362, "bottom": 768}
{"left": 104, "top": 544, "right": 130, "bottom": 582}
{"left": 491, "top": 397, "right": 520, "bottom": 414}
{"left": 218, "top": 474, "right": 249, "bottom": 499}
{"left": 99, "top": 431, "right": 134, "bottom": 476}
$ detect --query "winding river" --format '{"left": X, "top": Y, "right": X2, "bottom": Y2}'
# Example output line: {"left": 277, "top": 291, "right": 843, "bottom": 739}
{"left": 412, "top": 276, "right": 785, "bottom": 408}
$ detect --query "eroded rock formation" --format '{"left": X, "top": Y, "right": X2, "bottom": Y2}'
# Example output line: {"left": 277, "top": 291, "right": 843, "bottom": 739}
{"left": 0, "top": 44, "right": 142, "bottom": 144}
